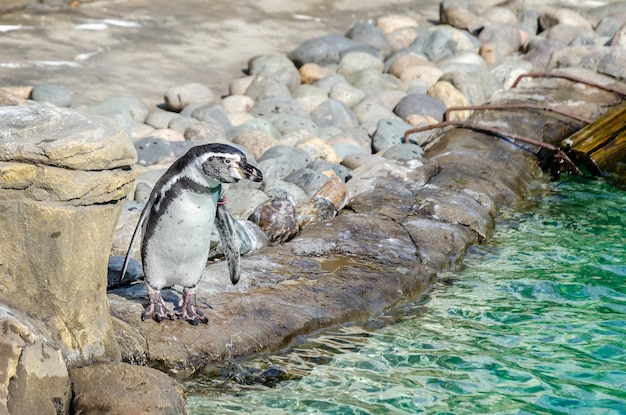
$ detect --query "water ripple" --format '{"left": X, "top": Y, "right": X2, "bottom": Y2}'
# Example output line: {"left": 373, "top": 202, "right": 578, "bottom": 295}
{"left": 187, "top": 179, "right": 626, "bottom": 414}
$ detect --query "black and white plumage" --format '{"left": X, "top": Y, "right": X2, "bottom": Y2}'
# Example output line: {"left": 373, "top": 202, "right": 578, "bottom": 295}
{"left": 120, "top": 143, "right": 263, "bottom": 324}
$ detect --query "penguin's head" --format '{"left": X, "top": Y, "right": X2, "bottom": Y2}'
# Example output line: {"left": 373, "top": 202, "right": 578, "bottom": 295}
{"left": 197, "top": 144, "right": 263, "bottom": 184}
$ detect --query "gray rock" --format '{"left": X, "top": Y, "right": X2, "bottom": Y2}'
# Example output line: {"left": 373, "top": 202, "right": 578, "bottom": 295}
{"left": 313, "top": 73, "right": 350, "bottom": 94}
{"left": 327, "top": 126, "right": 372, "bottom": 151}
{"left": 168, "top": 115, "right": 199, "bottom": 134}
{"left": 106, "top": 111, "right": 133, "bottom": 136}
{"left": 209, "top": 218, "right": 270, "bottom": 259}
{"left": 248, "top": 53, "right": 301, "bottom": 91}
{"left": 145, "top": 109, "right": 180, "bottom": 128}
{"left": 273, "top": 114, "right": 319, "bottom": 136}
{"left": 248, "top": 98, "right": 309, "bottom": 123}
{"left": 245, "top": 74, "right": 293, "bottom": 101}
{"left": 372, "top": 117, "right": 414, "bottom": 153}
{"left": 393, "top": 93, "right": 447, "bottom": 122}
{"left": 184, "top": 121, "right": 230, "bottom": 143}
{"left": 482, "top": 6, "right": 518, "bottom": 26}
{"left": 308, "top": 159, "right": 351, "bottom": 181}
{"left": 596, "top": 14, "right": 626, "bottom": 38}
{"left": 284, "top": 168, "right": 332, "bottom": 197}
{"left": 130, "top": 120, "right": 154, "bottom": 139}
{"left": 228, "top": 117, "right": 282, "bottom": 140}
{"left": 404, "top": 217, "right": 477, "bottom": 269}
{"left": 257, "top": 145, "right": 311, "bottom": 181}
{"left": 0, "top": 105, "right": 136, "bottom": 170}
{"left": 609, "top": 21, "right": 626, "bottom": 48}
{"left": 288, "top": 34, "right": 362, "bottom": 67}
{"left": 490, "top": 58, "right": 535, "bottom": 88}
{"left": 340, "top": 44, "right": 386, "bottom": 61}
{"left": 409, "top": 28, "right": 457, "bottom": 62}
{"left": 70, "top": 362, "right": 186, "bottom": 415}
{"left": 88, "top": 95, "right": 150, "bottom": 123}
{"left": 179, "top": 102, "right": 207, "bottom": 117}
{"left": 30, "top": 83, "right": 72, "bottom": 107}
{"left": 311, "top": 98, "right": 359, "bottom": 130}
{"left": 291, "top": 84, "right": 328, "bottom": 99}
{"left": 190, "top": 104, "right": 232, "bottom": 132}
{"left": 264, "top": 179, "right": 309, "bottom": 206}
{"left": 259, "top": 144, "right": 312, "bottom": 166}
{"left": 133, "top": 136, "right": 192, "bottom": 166}
{"left": 349, "top": 68, "right": 401, "bottom": 96}
{"left": 478, "top": 23, "right": 523, "bottom": 59}
{"left": 546, "top": 23, "right": 596, "bottom": 46}
{"left": 329, "top": 82, "right": 366, "bottom": 108}
{"left": 331, "top": 142, "right": 370, "bottom": 160}
{"left": 338, "top": 51, "right": 385, "bottom": 76}
{"left": 599, "top": 46, "right": 626, "bottom": 80}
{"left": 346, "top": 21, "right": 392, "bottom": 56}
{"left": 353, "top": 97, "right": 398, "bottom": 124}
{"left": 548, "top": 45, "right": 609, "bottom": 72}
{"left": 164, "top": 82, "right": 215, "bottom": 112}
{"left": 539, "top": 7, "right": 592, "bottom": 32}
{"left": 107, "top": 256, "right": 142, "bottom": 288}
{"left": 382, "top": 143, "right": 424, "bottom": 160}
{"left": 523, "top": 38, "right": 567, "bottom": 70}
{"left": 518, "top": 9, "right": 541, "bottom": 36}
{"left": 438, "top": 70, "right": 503, "bottom": 106}
{"left": 223, "top": 187, "right": 269, "bottom": 219}
{"left": 439, "top": 0, "right": 484, "bottom": 33}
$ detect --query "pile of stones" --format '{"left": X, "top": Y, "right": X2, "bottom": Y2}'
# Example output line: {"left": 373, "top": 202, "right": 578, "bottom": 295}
{"left": 19, "top": 0, "right": 626, "bottom": 260}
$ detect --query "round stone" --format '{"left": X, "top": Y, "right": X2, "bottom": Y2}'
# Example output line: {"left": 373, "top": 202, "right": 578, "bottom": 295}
{"left": 248, "top": 197, "right": 299, "bottom": 244}
{"left": 30, "top": 84, "right": 73, "bottom": 107}
{"left": 311, "top": 99, "right": 359, "bottom": 130}
{"left": 231, "top": 130, "right": 279, "bottom": 160}
{"left": 164, "top": 83, "right": 215, "bottom": 112}
{"left": 393, "top": 93, "right": 447, "bottom": 122}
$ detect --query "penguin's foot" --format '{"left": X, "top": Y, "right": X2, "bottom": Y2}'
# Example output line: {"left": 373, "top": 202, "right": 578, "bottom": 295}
{"left": 142, "top": 291, "right": 174, "bottom": 322}
{"left": 176, "top": 288, "right": 209, "bottom": 325}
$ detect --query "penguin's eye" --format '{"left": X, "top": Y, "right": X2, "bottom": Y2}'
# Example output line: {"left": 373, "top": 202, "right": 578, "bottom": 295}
{"left": 224, "top": 159, "right": 231, "bottom": 164}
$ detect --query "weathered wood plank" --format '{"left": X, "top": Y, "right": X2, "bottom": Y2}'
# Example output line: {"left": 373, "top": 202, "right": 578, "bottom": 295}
{"left": 563, "top": 101, "right": 626, "bottom": 181}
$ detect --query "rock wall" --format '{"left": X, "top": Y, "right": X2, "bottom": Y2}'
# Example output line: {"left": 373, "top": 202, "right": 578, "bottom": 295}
{"left": 0, "top": 105, "right": 137, "bottom": 413}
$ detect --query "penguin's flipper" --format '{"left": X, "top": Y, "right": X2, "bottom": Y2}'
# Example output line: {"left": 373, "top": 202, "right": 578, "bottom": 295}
{"left": 215, "top": 201, "right": 241, "bottom": 285}
{"left": 119, "top": 193, "right": 156, "bottom": 286}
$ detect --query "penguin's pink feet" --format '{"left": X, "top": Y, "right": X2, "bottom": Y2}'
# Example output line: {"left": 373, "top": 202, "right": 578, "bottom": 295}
{"left": 142, "top": 290, "right": 174, "bottom": 322}
{"left": 176, "top": 288, "right": 209, "bottom": 325}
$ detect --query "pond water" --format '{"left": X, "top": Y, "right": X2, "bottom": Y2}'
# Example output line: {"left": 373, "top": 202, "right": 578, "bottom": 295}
{"left": 186, "top": 177, "right": 626, "bottom": 414}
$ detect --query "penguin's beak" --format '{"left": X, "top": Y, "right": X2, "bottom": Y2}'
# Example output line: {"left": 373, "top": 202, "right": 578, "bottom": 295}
{"left": 240, "top": 162, "right": 263, "bottom": 182}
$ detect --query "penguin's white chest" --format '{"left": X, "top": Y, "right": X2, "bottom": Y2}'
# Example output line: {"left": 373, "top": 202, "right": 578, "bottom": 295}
{"left": 143, "top": 190, "right": 217, "bottom": 289}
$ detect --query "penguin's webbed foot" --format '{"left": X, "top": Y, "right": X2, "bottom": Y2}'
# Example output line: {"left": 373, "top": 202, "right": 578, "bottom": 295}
{"left": 142, "top": 290, "right": 174, "bottom": 322}
{"left": 176, "top": 288, "right": 209, "bottom": 325}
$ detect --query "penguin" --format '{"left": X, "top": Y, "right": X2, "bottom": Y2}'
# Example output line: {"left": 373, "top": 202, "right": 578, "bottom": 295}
{"left": 120, "top": 143, "right": 263, "bottom": 324}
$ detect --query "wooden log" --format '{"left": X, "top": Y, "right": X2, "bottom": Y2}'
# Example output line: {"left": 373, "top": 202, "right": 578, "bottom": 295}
{"left": 562, "top": 101, "right": 626, "bottom": 183}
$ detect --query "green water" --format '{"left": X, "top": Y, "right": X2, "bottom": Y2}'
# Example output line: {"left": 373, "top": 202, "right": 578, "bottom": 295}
{"left": 186, "top": 178, "right": 626, "bottom": 414}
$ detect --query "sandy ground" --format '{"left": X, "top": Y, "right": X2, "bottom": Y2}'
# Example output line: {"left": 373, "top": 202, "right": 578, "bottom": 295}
{"left": 0, "top": 0, "right": 505, "bottom": 107}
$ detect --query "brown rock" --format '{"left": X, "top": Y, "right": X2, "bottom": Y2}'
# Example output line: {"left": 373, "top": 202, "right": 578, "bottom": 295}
{"left": 70, "top": 362, "right": 187, "bottom": 415}
{"left": 427, "top": 80, "right": 470, "bottom": 121}
{"left": 298, "top": 63, "right": 334, "bottom": 84}
{"left": 0, "top": 306, "right": 72, "bottom": 415}
{"left": 249, "top": 197, "right": 299, "bottom": 243}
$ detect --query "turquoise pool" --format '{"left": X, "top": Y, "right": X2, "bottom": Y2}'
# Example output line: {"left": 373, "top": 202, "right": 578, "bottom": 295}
{"left": 187, "top": 178, "right": 626, "bottom": 414}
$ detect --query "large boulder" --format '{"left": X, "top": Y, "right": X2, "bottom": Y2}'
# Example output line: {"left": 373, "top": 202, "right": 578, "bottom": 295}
{"left": 0, "top": 105, "right": 137, "bottom": 365}
{"left": 0, "top": 306, "right": 72, "bottom": 415}
{"left": 70, "top": 362, "right": 187, "bottom": 415}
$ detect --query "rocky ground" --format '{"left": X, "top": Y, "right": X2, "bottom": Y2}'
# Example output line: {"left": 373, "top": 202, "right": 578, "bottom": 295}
{"left": 2, "top": 0, "right": 626, "bottom": 414}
